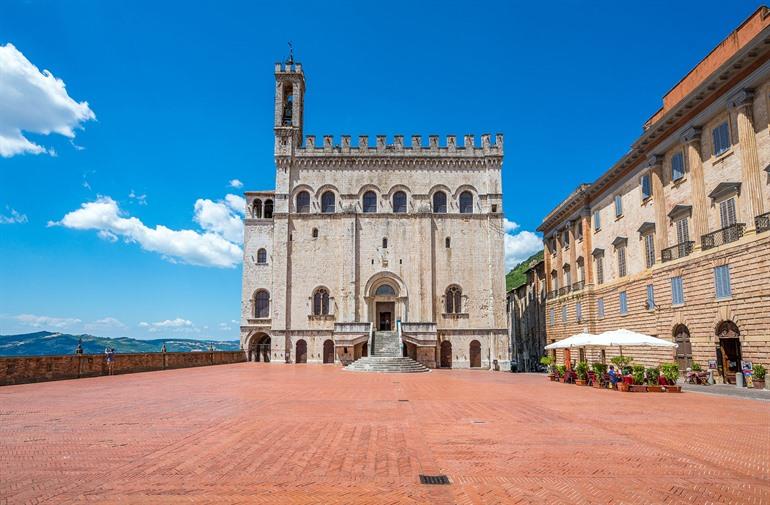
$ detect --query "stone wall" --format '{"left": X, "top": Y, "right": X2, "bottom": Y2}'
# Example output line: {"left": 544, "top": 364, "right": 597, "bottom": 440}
{"left": 0, "top": 351, "right": 246, "bottom": 386}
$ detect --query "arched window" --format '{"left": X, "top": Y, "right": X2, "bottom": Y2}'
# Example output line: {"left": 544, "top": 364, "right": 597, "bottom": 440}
{"left": 296, "top": 191, "right": 310, "bottom": 213}
{"left": 254, "top": 290, "right": 270, "bottom": 318}
{"left": 445, "top": 285, "right": 462, "bottom": 314}
{"left": 256, "top": 248, "right": 267, "bottom": 264}
{"left": 264, "top": 199, "right": 273, "bottom": 219}
{"left": 252, "top": 199, "right": 263, "bottom": 218}
{"left": 382, "top": 237, "right": 388, "bottom": 248}
{"left": 433, "top": 191, "right": 447, "bottom": 213}
{"left": 321, "top": 191, "right": 336, "bottom": 213}
{"left": 312, "top": 228, "right": 318, "bottom": 238}
{"left": 392, "top": 191, "right": 407, "bottom": 213}
{"left": 362, "top": 191, "right": 377, "bottom": 213}
{"left": 375, "top": 284, "right": 396, "bottom": 296}
{"left": 459, "top": 191, "right": 473, "bottom": 214}
{"left": 313, "top": 288, "right": 330, "bottom": 316}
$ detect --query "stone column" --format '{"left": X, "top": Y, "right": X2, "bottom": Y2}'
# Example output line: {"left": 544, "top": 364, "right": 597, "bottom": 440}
{"left": 729, "top": 88, "right": 766, "bottom": 232}
{"left": 681, "top": 126, "right": 709, "bottom": 249}
{"left": 581, "top": 209, "right": 593, "bottom": 285}
{"left": 567, "top": 221, "right": 577, "bottom": 289}
{"left": 649, "top": 154, "right": 668, "bottom": 258}
{"left": 543, "top": 237, "right": 552, "bottom": 293}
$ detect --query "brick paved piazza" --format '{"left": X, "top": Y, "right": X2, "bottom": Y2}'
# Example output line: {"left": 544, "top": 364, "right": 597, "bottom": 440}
{"left": 2, "top": 364, "right": 769, "bottom": 504}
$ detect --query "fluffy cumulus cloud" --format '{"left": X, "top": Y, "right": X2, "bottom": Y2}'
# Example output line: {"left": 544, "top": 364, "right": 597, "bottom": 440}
{"left": 228, "top": 179, "right": 243, "bottom": 189}
{"left": 139, "top": 318, "right": 197, "bottom": 333}
{"left": 503, "top": 218, "right": 542, "bottom": 270}
{"left": 15, "top": 313, "right": 82, "bottom": 328}
{"left": 0, "top": 43, "right": 95, "bottom": 157}
{"left": 193, "top": 194, "right": 245, "bottom": 244}
{"left": 49, "top": 195, "right": 243, "bottom": 268}
{"left": 0, "top": 207, "right": 28, "bottom": 224}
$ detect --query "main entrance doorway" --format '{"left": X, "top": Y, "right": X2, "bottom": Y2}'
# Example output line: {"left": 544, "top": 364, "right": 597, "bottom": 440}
{"left": 376, "top": 302, "right": 394, "bottom": 331}
{"left": 717, "top": 321, "right": 741, "bottom": 384}
{"left": 250, "top": 334, "right": 271, "bottom": 362}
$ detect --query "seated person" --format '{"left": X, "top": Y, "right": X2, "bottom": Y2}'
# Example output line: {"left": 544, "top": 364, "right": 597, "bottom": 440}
{"left": 608, "top": 365, "right": 620, "bottom": 387}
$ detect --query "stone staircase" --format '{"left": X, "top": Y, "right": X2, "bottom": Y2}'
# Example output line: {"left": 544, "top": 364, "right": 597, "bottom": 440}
{"left": 344, "top": 330, "right": 430, "bottom": 373}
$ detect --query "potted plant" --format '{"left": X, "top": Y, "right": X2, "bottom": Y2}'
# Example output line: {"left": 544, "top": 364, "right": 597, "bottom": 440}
{"left": 660, "top": 363, "right": 682, "bottom": 392}
{"left": 591, "top": 363, "right": 607, "bottom": 389}
{"left": 540, "top": 356, "right": 555, "bottom": 381}
{"left": 645, "top": 367, "right": 662, "bottom": 392}
{"left": 575, "top": 361, "right": 589, "bottom": 386}
{"left": 556, "top": 364, "right": 567, "bottom": 382}
{"left": 629, "top": 365, "right": 647, "bottom": 392}
{"left": 752, "top": 364, "right": 766, "bottom": 390}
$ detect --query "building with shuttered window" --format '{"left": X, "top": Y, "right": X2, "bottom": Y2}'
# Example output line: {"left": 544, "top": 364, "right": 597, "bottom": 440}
{"left": 538, "top": 7, "right": 770, "bottom": 383}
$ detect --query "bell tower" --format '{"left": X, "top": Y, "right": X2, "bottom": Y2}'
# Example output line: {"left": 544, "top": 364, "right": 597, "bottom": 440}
{"left": 274, "top": 51, "right": 305, "bottom": 156}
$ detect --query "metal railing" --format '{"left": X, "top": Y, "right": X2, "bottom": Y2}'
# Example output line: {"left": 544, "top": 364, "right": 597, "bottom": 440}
{"left": 661, "top": 241, "right": 695, "bottom": 262}
{"left": 571, "top": 281, "right": 585, "bottom": 291}
{"left": 756, "top": 212, "right": 770, "bottom": 234}
{"left": 547, "top": 290, "right": 559, "bottom": 300}
{"left": 558, "top": 286, "right": 571, "bottom": 297}
{"left": 701, "top": 223, "right": 745, "bottom": 250}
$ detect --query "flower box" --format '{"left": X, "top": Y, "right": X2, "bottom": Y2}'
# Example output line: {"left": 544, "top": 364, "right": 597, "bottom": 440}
{"left": 629, "top": 385, "right": 647, "bottom": 393}
{"left": 646, "top": 385, "right": 664, "bottom": 393}
{"left": 575, "top": 379, "right": 587, "bottom": 386}
{"left": 663, "top": 385, "right": 682, "bottom": 393}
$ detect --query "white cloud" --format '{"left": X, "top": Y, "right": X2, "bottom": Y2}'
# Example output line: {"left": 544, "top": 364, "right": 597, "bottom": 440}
{"left": 0, "top": 43, "right": 95, "bottom": 157}
{"left": 193, "top": 194, "right": 244, "bottom": 244}
{"left": 228, "top": 179, "right": 243, "bottom": 189}
{"left": 49, "top": 196, "right": 242, "bottom": 268}
{"left": 139, "top": 318, "right": 197, "bottom": 333}
{"left": 85, "top": 317, "right": 126, "bottom": 331}
{"left": 129, "top": 190, "right": 147, "bottom": 206}
{"left": 0, "top": 207, "right": 28, "bottom": 224}
{"left": 15, "top": 313, "right": 81, "bottom": 328}
{"left": 503, "top": 218, "right": 520, "bottom": 233}
{"left": 504, "top": 229, "right": 542, "bottom": 271}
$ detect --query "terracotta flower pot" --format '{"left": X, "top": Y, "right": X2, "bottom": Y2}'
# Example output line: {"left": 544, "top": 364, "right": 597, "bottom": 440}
{"left": 575, "top": 379, "right": 587, "bottom": 386}
{"left": 751, "top": 379, "right": 766, "bottom": 390}
{"left": 618, "top": 382, "right": 630, "bottom": 392}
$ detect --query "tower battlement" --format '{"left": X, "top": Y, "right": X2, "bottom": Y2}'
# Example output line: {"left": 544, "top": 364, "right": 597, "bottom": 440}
{"left": 274, "top": 61, "right": 304, "bottom": 74}
{"left": 296, "top": 133, "right": 503, "bottom": 156}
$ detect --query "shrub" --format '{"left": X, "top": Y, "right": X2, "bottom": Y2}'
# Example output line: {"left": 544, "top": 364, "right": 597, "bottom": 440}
{"left": 659, "top": 363, "right": 680, "bottom": 385}
{"left": 691, "top": 362, "right": 702, "bottom": 372}
{"left": 539, "top": 356, "right": 553, "bottom": 367}
{"left": 575, "top": 361, "right": 589, "bottom": 381}
{"left": 645, "top": 367, "right": 660, "bottom": 385}
{"left": 754, "top": 364, "right": 767, "bottom": 380}
{"left": 631, "top": 365, "right": 646, "bottom": 385}
{"left": 592, "top": 363, "right": 608, "bottom": 375}
{"left": 555, "top": 364, "right": 567, "bottom": 376}
{"left": 611, "top": 356, "right": 633, "bottom": 374}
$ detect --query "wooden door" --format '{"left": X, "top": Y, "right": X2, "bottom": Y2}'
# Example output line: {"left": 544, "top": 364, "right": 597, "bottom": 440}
{"left": 469, "top": 340, "right": 481, "bottom": 368}
{"left": 323, "top": 340, "right": 334, "bottom": 364}
{"left": 440, "top": 341, "right": 452, "bottom": 368}
{"left": 296, "top": 339, "right": 307, "bottom": 364}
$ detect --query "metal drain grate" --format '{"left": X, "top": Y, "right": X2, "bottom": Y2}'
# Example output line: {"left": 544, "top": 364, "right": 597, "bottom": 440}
{"left": 420, "top": 474, "right": 450, "bottom": 485}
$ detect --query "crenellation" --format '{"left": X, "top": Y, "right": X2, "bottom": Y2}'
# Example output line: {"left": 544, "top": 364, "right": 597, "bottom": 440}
{"left": 294, "top": 133, "right": 503, "bottom": 156}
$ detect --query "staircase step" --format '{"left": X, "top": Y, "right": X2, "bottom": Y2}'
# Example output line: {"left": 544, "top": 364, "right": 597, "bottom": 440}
{"left": 344, "top": 356, "right": 430, "bottom": 373}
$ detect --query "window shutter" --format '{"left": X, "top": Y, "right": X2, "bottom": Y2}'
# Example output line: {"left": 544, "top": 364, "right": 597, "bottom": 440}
{"left": 594, "top": 210, "right": 601, "bottom": 231}
{"left": 676, "top": 219, "right": 689, "bottom": 244}
{"left": 720, "top": 198, "right": 737, "bottom": 228}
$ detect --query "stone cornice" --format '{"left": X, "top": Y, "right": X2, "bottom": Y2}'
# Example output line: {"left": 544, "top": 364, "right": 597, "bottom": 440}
{"left": 284, "top": 156, "right": 500, "bottom": 170}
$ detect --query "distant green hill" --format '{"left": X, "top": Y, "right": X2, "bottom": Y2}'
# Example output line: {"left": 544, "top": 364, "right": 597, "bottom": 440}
{"left": 0, "top": 331, "right": 240, "bottom": 356}
{"left": 506, "top": 250, "right": 544, "bottom": 292}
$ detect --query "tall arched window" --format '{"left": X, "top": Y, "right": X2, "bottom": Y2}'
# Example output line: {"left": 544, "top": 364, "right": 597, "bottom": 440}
{"left": 321, "top": 191, "right": 336, "bottom": 213}
{"left": 254, "top": 290, "right": 270, "bottom": 318}
{"left": 392, "top": 191, "right": 407, "bottom": 213}
{"left": 296, "top": 191, "right": 310, "bottom": 213}
{"left": 459, "top": 191, "right": 473, "bottom": 214}
{"left": 445, "top": 285, "right": 462, "bottom": 314}
{"left": 264, "top": 199, "right": 274, "bottom": 219}
{"left": 362, "top": 191, "right": 377, "bottom": 213}
{"left": 256, "top": 248, "right": 267, "bottom": 264}
{"left": 313, "top": 288, "right": 330, "bottom": 316}
{"left": 433, "top": 191, "right": 447, "bottom": 213}
{"left": 252, "top": 199, "right": 263, "bottom": 218}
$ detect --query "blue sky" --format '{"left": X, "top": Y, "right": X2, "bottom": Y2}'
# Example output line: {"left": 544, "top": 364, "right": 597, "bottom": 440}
{"left": 0, "top": 0, "right": 760, "bottom": 340}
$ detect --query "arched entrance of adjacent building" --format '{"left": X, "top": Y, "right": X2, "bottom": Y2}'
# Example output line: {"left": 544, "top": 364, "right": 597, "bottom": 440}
{"left": 296, "top": 339, "right": 307, "bottom": 364}
{"left": 440, "top": 341, "right": 452, "bottom": 368}
{"left": 717, "top": 321, "right": 741, "bottom": 384}
{"left": 323, "top": 339, "right": 334, "bottom": 364}
{"left": 469, "top": 340, "right": 481, "bottom": 368}
{"left": 673, "top": 324, "right": 692, "bottom": 371}
{"left": 249, "top": 333, "right": 271, "bottom": 362}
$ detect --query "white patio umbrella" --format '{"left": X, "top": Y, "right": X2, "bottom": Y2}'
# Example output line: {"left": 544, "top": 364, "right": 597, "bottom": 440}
{"left": 593, "top": 328, "right": 677, "bottom": 357}
{"left": 544, "top": 332, "right": 597, "bottom": 350}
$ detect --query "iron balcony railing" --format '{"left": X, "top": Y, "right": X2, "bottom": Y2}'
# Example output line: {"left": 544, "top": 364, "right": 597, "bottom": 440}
{"left": 661, "top": 241, "right": 695, "bottom": 262}
{"left": 571, "top": 280, "right": 585, "bottom": 291}
{"left": 756, "top": 212, "right": 770, "bottom": 234}
{"left": 701, "top": 223, "right": 745, "bottom": 251}
{"left": 547, "top": 290, "right": 559, "bottom": 300}
{"left": 558, "top": 286, "right": 571, "bottom": 297}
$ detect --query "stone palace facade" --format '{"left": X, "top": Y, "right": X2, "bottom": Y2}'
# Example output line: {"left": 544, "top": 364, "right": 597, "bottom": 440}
{"left": 240, "top": 60, "right": 508, "bottom": 369}
{"left": 538, "top": 7, "right": 770, "bottom": 383}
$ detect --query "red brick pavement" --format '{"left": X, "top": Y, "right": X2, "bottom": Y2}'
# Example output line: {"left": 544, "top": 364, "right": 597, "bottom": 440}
{"left": 1, "top": 364, "right": 769, "bottom": 504}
